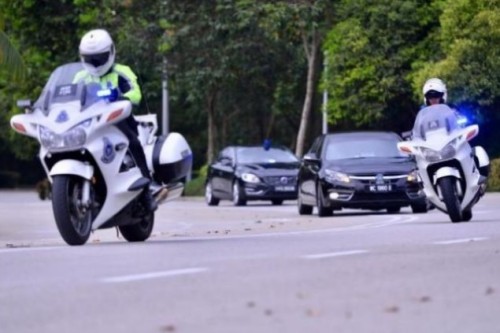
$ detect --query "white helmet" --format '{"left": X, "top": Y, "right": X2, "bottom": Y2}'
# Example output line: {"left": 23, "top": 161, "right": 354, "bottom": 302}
{"left": 79, "top": 29, "right": 115, "bottom": 77}
{"left": 422, "top": 78, "right": 447, "bottom": 105}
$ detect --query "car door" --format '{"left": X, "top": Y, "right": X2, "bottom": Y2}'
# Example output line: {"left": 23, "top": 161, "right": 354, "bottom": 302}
{"left": 218, "top": 147, "right": 236, "bottom": 197}
{"left": 209, "top": 148, "right": 233, "bottom": 198}
{"left": 210, "top": 147, "right": 235, "bottom": 198}
{"left": 299, "top": 136, "right": 324, "bottom": 204}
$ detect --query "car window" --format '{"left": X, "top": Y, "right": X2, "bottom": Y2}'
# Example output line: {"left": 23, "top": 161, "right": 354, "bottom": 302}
{"left": 324, "top": 137, "right": 406, "bottom": 161}
{"left": 236, "top": 147, "right": 298, "bottom": 164}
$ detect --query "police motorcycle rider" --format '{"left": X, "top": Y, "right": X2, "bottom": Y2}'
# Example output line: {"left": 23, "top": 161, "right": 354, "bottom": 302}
{"left": 413, "top": 78, "right": 489, "bottom": 186}
{"left": 75, "top": 29, "right": 157, "bottom": 212}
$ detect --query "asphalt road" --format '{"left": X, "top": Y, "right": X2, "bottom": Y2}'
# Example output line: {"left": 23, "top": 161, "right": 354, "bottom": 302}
{"left": 1, "top": 190, "right": 500, "bottom": 333}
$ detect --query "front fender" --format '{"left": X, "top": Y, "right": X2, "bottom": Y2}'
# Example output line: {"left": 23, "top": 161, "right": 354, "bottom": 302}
{"left": 433, "top": 167, "right": 461, "bottom": 184}
{"left": 474, "top": 146, "right": 490, "bottom": 168}
{"left": 49, "top": 160, "right": 94, "bottom": 180}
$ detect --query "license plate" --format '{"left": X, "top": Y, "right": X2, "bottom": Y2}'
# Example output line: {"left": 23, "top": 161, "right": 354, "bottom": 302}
{"left": 369, "top": 184, "right": 392, "bottom": 192}
{"left": 275, "top": 185, "right": 295, "bottom": 192}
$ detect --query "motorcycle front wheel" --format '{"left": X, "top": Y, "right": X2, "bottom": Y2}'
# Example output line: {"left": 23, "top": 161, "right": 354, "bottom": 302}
{"left": 52, "top": 175, "right": 93, "bottom": 245}
{"left": 438, "top": 176, "right": 462, "bottom": 223}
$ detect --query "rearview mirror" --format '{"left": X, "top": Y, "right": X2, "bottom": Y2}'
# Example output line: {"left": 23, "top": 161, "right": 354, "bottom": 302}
{"left": 17, "top": 99, "right": 32, "bottom": 109}
{"left": 303, "top": 153, "right": 321, "bottom": 164}
{"left": 401, "top": 130, "right": 412, "bottom": 140}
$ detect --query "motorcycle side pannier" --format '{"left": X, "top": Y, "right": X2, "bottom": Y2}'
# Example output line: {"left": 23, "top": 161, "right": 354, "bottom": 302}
{"left": 152, "top": 132, "right": 193, "bottom": 185}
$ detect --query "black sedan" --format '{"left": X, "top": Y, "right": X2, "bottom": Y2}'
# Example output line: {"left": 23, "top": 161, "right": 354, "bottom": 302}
{"left": 205, "top": 145, "right": 299, "bottom": 206}
{"left": 297, "top": 132, "right": 427, "bottom": 217}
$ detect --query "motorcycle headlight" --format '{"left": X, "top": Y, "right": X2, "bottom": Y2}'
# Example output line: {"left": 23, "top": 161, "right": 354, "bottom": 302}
{"left": 420, "top": 139, "right": 457, "bottom": 163}
{"left": 241, "top": 172, "right": 261, "bottom": 183}
{"left": 324, "top": 169, "right": 350, "bottom": 183}
{"left": 39, "top": 120, "right": 90, "bottom": 150}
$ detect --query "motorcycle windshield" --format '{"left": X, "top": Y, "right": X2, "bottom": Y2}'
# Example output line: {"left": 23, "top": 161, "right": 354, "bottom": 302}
{"left": 34, "top": 62, "right": 106, "bottom": 114}
{"left": 412, "top": 104, "right": 460, "bottom": 140}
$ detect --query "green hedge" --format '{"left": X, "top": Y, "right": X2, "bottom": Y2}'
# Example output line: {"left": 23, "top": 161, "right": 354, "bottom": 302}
{"left": 184, "top": 165, "right": 208, "bottom": 196}
{"left": 487, "top": 158, "right": 500, "bottom": 191}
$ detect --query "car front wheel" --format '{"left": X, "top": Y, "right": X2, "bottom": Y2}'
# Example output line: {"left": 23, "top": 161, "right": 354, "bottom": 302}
{"left": 232, "top": 181, "right": 247, "bottom": 206}
{"left": 205, "top": 181, "right": 220, "bottom": 206}
{"left": 316, "top": 184, "right": 333, "bottom": 217}
{"left": 297, "top": 193, "right": 313, "bottom": 215}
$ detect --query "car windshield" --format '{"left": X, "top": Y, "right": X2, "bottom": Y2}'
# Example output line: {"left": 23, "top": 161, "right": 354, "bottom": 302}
{"left": 33, "top": 62, "right": 109, "bottom": 114}
{"left": 324, "top": 137, "right": 406, "bottom": 161}
{"left": 236, "top": 147, "right": 298, "bottom": 164}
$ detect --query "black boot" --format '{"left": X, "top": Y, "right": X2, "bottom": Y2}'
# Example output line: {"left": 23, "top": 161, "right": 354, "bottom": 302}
{"left": 143, "top": 186, "right": 158, "bottom": 212}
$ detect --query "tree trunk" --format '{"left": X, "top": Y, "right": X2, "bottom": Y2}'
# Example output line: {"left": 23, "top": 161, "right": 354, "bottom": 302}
{"left": 206, "top": 92, "right": 217, "bottom": 164}
{"left": 295, "top": 30, "right": 319, "bottom": 157}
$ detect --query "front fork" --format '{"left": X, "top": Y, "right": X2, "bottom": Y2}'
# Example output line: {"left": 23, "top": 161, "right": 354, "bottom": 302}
{"left": 81, "top": 178, "right": 92, "bottom": 210}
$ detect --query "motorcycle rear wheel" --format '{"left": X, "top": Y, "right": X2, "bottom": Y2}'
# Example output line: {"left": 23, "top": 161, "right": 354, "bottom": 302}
{"left": 52, "top": 175, "right": 93, "bottom": 245}
{"left": 119, "top": 213, "right": 155, "bottom": 242}
{"left": 438, "top": 176, "right": 462, "bottom": 223}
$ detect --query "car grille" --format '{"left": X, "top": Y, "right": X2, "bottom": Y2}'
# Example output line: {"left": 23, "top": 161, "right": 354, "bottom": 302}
{"left": 350, "top": 174, "right": 407, "bottom": 186}
{"left": 264, "top": 176, "right": 297, "bottom": 185}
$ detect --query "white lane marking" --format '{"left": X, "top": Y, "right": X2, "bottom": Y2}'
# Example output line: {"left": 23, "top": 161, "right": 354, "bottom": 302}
{"left": 101, "top": 267, "right": 208, "bottom": 283}
{"left": 302, "top": 249, "right": 368, "bottom": 259}
{"left": 0, "top": 246, "right": 61, "bottom": 254}
{"left": 433, "top": 237, "right": 488, "bottom": 245}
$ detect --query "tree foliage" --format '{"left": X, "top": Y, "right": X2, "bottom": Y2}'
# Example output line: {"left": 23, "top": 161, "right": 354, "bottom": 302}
{"left": 3, "top": 0, "right": 500, "bottom": 187}
{"left": 323, "top": 0, "right": 442, "bottom": 132}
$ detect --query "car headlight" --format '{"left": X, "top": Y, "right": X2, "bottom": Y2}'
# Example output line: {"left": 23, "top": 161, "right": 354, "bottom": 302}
{"left": 39, "top": 120, "right": 90, "bottom": 150}
{"left": 324, "top": 169, "right": 350, "bottom": 183}
{"left": 407, "top": 170, "right": 420, "bottom": 182}
{"left": 241, "top": 172, "right": 261, "bottom": 183}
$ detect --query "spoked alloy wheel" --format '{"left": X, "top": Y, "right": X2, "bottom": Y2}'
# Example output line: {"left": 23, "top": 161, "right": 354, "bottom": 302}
{"left": 205, "top": 181, "right": 220, "bottom": 206}
{"left": 52, "top": 175, "right": 94, "bottom": 245}
{"left": 438, "top": 176, "right": 462, "bottom": 223}
{"left": 119, "top": 212, "right": 155, "bottom": 242}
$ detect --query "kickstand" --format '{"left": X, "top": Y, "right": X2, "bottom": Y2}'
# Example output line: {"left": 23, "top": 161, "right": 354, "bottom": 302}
{"left": 115, "top": 227, "right": 120, "bottom": 239}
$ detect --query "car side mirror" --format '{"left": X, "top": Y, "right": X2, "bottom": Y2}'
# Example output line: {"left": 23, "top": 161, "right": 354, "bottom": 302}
{"left": 220, "top": 157, "right": 233, "bottom": 166}
{"left": 303, "top": 153, "right": 321, "bottom": 165}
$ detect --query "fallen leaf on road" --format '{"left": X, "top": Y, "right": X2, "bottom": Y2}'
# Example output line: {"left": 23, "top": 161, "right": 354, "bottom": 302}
{"left": 419, "top": 296, "right": 432, "bottom": 303}
{"left": 160, "top": 324, "right": 176, "bottom": 332}
{"left": 385, "top": 306, "right": 400, "bottom": 313}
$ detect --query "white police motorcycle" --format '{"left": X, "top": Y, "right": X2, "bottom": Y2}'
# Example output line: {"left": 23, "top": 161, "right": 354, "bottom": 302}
{"left": 397, "top": 104, "right": 489, "bottom": 223}
{"left": 10, "top": 62, "right": 192, "bottom": 245}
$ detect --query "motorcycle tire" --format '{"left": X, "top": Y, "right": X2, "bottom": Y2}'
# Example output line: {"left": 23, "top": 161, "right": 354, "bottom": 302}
{"left": 438, "top": 176, "right": 462, "bottom": 223}
{"left": 119, "top": 213, "right": 155, "bottom": 242}
{"left": 462, "top": 209, "right": 473, "bottom": 222}
{"left": 52, "top": 175, "right": 93, "bottom": 245}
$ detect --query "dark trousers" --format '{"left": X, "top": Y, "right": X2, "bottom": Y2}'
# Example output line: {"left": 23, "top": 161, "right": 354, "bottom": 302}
{"left": 116, "top": 115, "right": 150, "bottom": 179}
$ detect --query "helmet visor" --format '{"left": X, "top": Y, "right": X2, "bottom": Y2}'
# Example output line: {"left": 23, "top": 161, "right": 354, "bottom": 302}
{"left": 425, "top": 90, "right": 444, "bottom": 100}
{"left": 81, "top": 51, "right": 110, "bottom": 68}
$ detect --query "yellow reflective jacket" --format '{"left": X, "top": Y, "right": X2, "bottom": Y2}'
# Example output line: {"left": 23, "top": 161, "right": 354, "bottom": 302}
{"left": 73, "top": 63, "right": 142, "bottom": 106}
